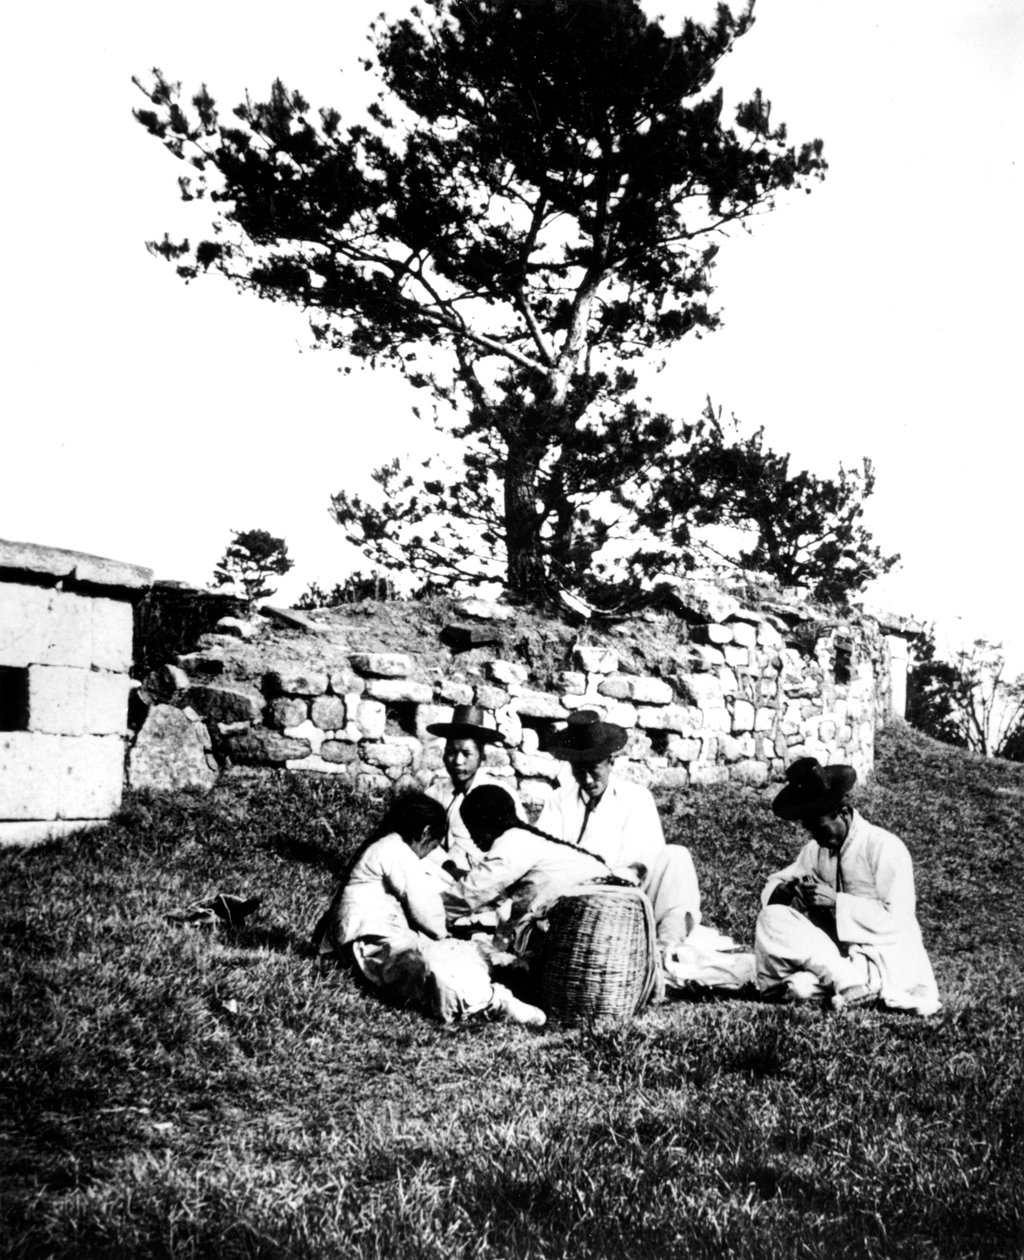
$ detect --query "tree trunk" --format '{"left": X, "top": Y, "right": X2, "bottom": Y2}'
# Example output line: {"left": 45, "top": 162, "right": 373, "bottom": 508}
{"left": 504, "top": 439, "right": 548, "bottom": 601}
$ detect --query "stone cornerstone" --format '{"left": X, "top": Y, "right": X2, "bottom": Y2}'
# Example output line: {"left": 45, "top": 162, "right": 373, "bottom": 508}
{"left": 0, "top": 539, "right": 152, "bottom": 845}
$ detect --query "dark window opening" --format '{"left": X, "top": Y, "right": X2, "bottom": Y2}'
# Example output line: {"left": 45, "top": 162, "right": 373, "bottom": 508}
{"left": 0, "top": 666, "right": 29, "bottom": 732}
{"left": 386, "top": 701, "right": 418, "bottom": 737}
{"left": 834, "top": 641, "right": 854, "bottom": 685}
{"left": 648, "top": 729, "right": 670, "bottom": 757}
{"left": 520, "top": 714, "right": 559, "bottom": 752}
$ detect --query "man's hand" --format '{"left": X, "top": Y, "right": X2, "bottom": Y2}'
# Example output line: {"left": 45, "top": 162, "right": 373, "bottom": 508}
{"left": 798, "top": 875, "right": 837, "bottom": 909}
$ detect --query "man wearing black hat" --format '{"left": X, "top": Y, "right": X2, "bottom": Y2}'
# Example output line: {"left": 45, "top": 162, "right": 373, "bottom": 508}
{"left": 425, "top": 704, "right": 521, "bottom": 882}
{"left": 536, "top": 711, "right": 754, "bottom": 990}
{"left": 755, "top": 757, "right": 940, "bottom": 1014}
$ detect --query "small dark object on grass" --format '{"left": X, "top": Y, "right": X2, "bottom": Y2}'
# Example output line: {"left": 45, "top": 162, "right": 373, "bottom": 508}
{"left": 166, "top": 892, "right": 261, "bottom": 928}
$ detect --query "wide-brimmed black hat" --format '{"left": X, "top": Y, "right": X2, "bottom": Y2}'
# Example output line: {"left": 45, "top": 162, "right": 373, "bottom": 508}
{"left": 425, "top": 704, "right": 505, "bottom": 745}
{"left": 548, "top": 709, "right": 628, "bottom": 763}
{"left": 772, "top": 757, "right": 857, "bottom": 821}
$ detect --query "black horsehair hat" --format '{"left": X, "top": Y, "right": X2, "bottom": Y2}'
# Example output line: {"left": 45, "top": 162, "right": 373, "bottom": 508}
{"left": 425, "top": 704, "right": 506, "bottom": 745}
{"left": 547, "top": 709, "right": 629, "bottom": 763}
{"left": 772, "top": 756, "right": 857, "bottom": 821}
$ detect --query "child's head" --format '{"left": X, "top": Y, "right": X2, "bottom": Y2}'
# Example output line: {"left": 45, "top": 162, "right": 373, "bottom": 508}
{"left": 375, "top": 793, "right": 447, "bottom": 858}
{"left": 461, "top": 785, "right": 518, "bottom": 851}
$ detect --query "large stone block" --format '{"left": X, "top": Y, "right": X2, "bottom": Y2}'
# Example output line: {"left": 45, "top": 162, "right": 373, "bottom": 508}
{"left": 733, "top": 759, "right": 769, "bottom": 786}
{"left": 90, "top": 597, "right": 134, "bottom": 672}
{"left": 558, "top": 671, "right": 586, "bottom": 696}
{"left": 731, "top": 700, "right": 755, "bottom": 733}
{"left": 320, "top": 740, "right": 360, "bottom": 765}
{"left": 222, "top": 728, "right": 311, "bottom": 766}
{"left": 488, "top": 660, "right": 529, "bottom": 686}
{"left": 128, "top": 704, "right": 218, "bottom": 793}
{"left": 494, "top": 704, "right": 524, "bottom": 748}
{"left": 675, "top": 674, "right": 723, "bottom": 709}
{"left": 728, "top": 620, "right": 758, "bottom": 648}
{"left": 666, "top": 737, "right": 701, "bottom": 763}
{"left": 597, "top": 675, "right": 635, "bottom": 700}
{"left": 328, "top": 668, "right": 362, "bottom": 695}
{"left": 636, "top": 704, "right": 698, "bottom": 733}
{"left": 689, "top": 764, "right": 730, "bottom": 787}
{"left": 701, "top": 707, "right": 731, "bottom": 732}
{"left": 57, "top": 735, "right": 126, "bottom": 819}
{"left": 572, "top": 646, "right": 619, "bottom": 674}
{"left": 356, "top": 769, "right": 392, "bottom": 793}
{"left": 0, "top": 732, "right": 63, "bottom": 817}
{"left": 26, "top": 665, "right": 87, "bottom": 735}
{"left": 723, "top": 646, "right": 750, "bottom": 669}
{"left": 474, "top": 685, "right": 509, "bottom": 711}
{"left": 310, "top": 695, "right": 347, "bottom": 730}
{"left": 435, "top": 679, "right": 474, "bottom": 706}
{"left": 351, "top": 653, "right": 412, "bottom": 678}
{"left": 513, "top": 690, "right": 565, "bottom": 719}
{"left": 355, "top": 699, "right": 386, "bottom": 739}
{"left": 362, "top": 679, "right": 433, "bottom": 704}
{"left": 287, "top": 754, "right": 351, "bottom": 775}
{"left": 415, "top": 704, "right": 453, "bottom": 741}
{"left": 653, "top": 767, "right": 690, "bottom": 790}
{"left": 454, "top": 598, "right": 515, "bottom": 622}
{"left": 599, "top": 675, "right": 672, "bottom": 705}
{"left": 361, "top": 741, "right": 415, "bottom": 770}
{"left": 266, "top": 669, "right": 329, "bottom": 697}
{"left": 603, "top": 701, "right": 638, "bottom": 730}
{"left": 754, "top": 707, "right": 776, "bottom": 733}
{"left": 269, "top": 697, "right": 309, "bottom": 731}
{"left": 510, "top": 751, "right": 560, "bottom": 781}
{"left": 0, "top": 585, "right": 88, "bottom": 669}
{"left": 186, "top": 685, "right": 263, "bottom": 724}
{"left": 282, "top": 720, "right": 325, "bottom": 753}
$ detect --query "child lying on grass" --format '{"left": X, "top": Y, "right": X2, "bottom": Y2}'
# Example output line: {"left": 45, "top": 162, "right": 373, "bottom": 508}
{"left": 312, "top": 793, "right": 546, "bottom": 1027}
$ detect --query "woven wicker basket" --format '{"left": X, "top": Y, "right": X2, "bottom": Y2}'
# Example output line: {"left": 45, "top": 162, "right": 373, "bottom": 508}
{"left": 539, "top": 885, "right": 659, "bottom": 1025}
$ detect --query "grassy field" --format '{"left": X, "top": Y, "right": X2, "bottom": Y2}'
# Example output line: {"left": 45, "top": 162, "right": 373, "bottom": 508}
{"left": 1, "top": 723, "right": 1021, "bottom": 1259}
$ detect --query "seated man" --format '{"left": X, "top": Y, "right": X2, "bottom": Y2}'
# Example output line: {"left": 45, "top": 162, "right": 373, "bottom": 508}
{"left": 755, "top": 757, "right": 940, "bottom": 1014}
{"left": 536, "top": 710, "right": 752, "bottom": 991}
{"left": 425, "top": 704, "right": 520, "bottom": 881}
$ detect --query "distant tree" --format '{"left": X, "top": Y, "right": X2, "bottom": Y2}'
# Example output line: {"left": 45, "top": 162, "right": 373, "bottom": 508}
{"left": 907, "top": 633, "right": 1024, "bottom": 759}
{"left": 295, "top": 571, "right": 397, "bottom": 609}
{"left": 906, "top": 628, "right": 968, "bottom": 749}
{"left": 213, "top": 529, "right": 293, "bottom": 611}
{"left": 132, "top": 0, "right": 862, "bottom": 603}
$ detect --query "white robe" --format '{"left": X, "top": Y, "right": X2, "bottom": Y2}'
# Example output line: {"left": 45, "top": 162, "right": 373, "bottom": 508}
{"left": 537, "top": 776, "right": 753, "bottom": 990}
{"left": 456, "top": 826, "right": 610, "bottom": 925}
{"left": 755, "top": 810, "right": 940, "bottom": 1015}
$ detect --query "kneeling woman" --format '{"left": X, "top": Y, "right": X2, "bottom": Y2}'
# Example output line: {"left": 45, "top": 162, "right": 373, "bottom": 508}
{"left": 454, "top": 785, "right": 615, "bottom": 954}
{"left": 313, "top": 793, "right": 545, "bottom": 1027}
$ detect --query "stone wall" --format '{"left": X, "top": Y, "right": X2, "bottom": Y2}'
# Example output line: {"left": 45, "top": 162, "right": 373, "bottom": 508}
{"left": 129, "top": 595, "right": 906, "bottom": 812}
{"left": 0, "top": 539, "right": 152, "bottom": 845}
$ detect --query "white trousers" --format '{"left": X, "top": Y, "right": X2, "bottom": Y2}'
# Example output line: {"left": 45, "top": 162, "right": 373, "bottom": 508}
{"left": 754, "top": 904, "right": 869, "bottom": 998}
{"left": 646, "top": 849, "right": 755, "bottom": 992}
{"left": 352, "top": 932, "right": 496, "bottom": 1023}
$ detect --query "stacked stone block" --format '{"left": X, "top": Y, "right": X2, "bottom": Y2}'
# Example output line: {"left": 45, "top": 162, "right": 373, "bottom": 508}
{"left": 153, "top": 605, "right": 894, "bottom": 804}
{"left": 0, "top": 539, "right": 152, "bottom": 846}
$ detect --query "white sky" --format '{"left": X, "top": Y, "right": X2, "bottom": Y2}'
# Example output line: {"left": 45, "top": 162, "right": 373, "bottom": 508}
{"left": 3, "top": 1, "right": 1022, "bottom": 666}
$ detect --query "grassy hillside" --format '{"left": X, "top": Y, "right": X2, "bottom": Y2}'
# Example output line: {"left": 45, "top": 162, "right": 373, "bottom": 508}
{"left": 1, "top": 723, "right": 1021, "bottom": 1259}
